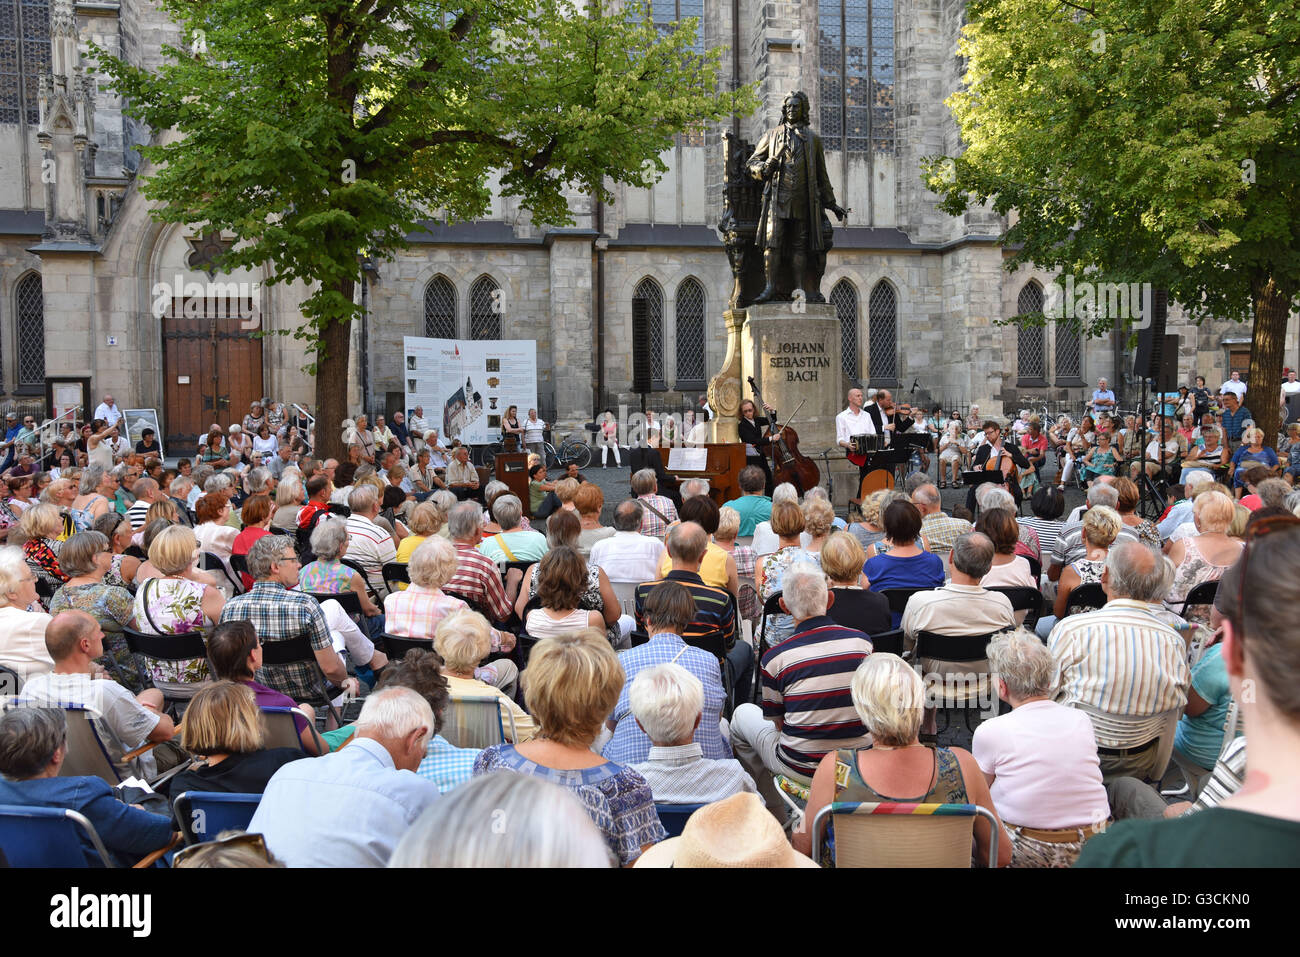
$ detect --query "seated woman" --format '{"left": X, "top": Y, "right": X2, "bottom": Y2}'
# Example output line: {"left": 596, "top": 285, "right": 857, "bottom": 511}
{"left": 972, "top": 629, "right": 1110, "bottom": 867}
{"left": 232, "top": 493, "right": 274, "bottom": 591}
{"left": 384, "top": 537, "right": 516, "bottom": 694}
{"left": 802, "top": 497, "right": 835, "bottom": 559}
{"left": 1078, "top": 430, "right": 1121, "bottom": 485}
{"left": 271, "top": 477, "right": 305, "bottom": 530}
{"left": 519, "top": 511, "right": 627, "bottom": 647}
{"left": 863, "top": 500, "right": 945, "bottom": 625}
{"left": 0, "top": 708, "right": 176, "bottom": 867}
{"left": 299, "top": 517, "right": 384, "bottom": 634}
{"left": 472, "top": 628, "right": 666, "bottom": 866}
{"left": 1183, "top": 426, "right": 1229, "bottom": 484}
{"left": 1036, "top": 505, "right": 1121, "bottom": 639}
{"left": 1019, "top": 485, "right": 1066, "bottom": 562}
{"left": 1165, "top": 490, "right": 1242, "bottom": 627}
{"left": 715, "top": 505, "right": 759, "bottom": 621}
{"left": 47, "top": 531, "right": 139, "bottom": 690}
{"left": 522, "top": 544, "right": 606, "bottom": 640}
{"left": 0, "top": 545, "right": 53, "bottom": 681}
{"left": 394, "top": 500, "right": 443, "bottom": 568}
{"left": 976, "top": 507, "right": 1036, "bottom": 589}
{"left": 92, "top": 512, "right": 141, "bottom": 590}
{"left": 14, "top": 503, "right": 69, "bottom": 588}
{"left": 1229, "top": 427, "right": 1279, "bottom": 497}
{"left": 575, "top": 482, "right": 614, "bottom": 557}
{"left": 938, "top": 421, "right": 964, "bottom": 489}
{"left": 1111, "top": 476, "right": 1162, "bottom": 550}
{"left": 752, "top": 482, "right": 800, "bottom": 558}
{"left": 1170, "top": 634, "right": 1232, "bottom": 801}
{"left": 132, "top": 525, "right": 225, "bottom": 689}
{"left": 199, "top": 430, "right": 231, "bottom": 469}
{"left": 435, "top": 609, "right": 535, "bottom": 743}
{"left": 165, "top": 680, "right": 308, "bottom": 797}
{"left": 206, "top": 620, "right": 326, "bottom": 755}
{"left": 821, "top": 530, "right": 890, "bottom": 637}
{"left": 756, "top": 500, "right": 818, "bottom": 646}
{"left": 6, "top": 475, "right": 35, "bottom": 514}
{"left": 194, "top": 492, "right": 239, "bottom": 562}
{"left": 797, "top": 653, "right": 1010, "bottom": 866}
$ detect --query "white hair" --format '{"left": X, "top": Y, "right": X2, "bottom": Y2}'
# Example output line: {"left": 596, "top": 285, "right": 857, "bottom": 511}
{"left": 975, "top": 485, "right": 1015, "bottom": 511}
{"left": 781, "top": 562, "right": 829, "bottom": 620}
{"left": 389, "top": 773, "right": 612, "bottom": 868}
{"left": 803, "top": 485, "right": 830, "bottom": 503}
{"left": 348, "top": 484, "right": 379, "bottom": 513}
{"left": 354, "top": 686, "right": 433, "bottom": 752}
{"left": 772, "top": 482, "right": 799, "bottom": 506}
{"left": 0, "top": 546, "right": 29, "bottom": 607}
{"left": 628, "top": 663, "right": 704, "bottom": 745}
{"left": 680, "top": 478, "right": 710, "bottom": 500}
{"left": 987, "top": 628, "right": 1055, "bottom": 699}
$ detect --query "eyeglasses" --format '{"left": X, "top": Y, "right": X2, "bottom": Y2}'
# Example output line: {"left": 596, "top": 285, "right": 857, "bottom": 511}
{"left": 1236, "top": 514, "right": 1300, "bottom": 637}
{"left": 279, "top": 554, "right": 300, "bottom": 564}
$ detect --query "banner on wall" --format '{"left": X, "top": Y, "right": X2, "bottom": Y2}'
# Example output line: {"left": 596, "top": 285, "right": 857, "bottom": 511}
{"left": 403, "top": 336, "right": 538, "bottom": 446}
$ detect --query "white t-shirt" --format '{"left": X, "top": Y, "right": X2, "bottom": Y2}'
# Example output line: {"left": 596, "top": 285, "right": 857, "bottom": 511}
{"left": 971, "top": 699, "right": 1109, "bottom": 829}
{"left": 21, "top": 671, "right": 161, "bottom": 777}
{"left": 835, "top": 407, "right": 878, "bottom": 448}
{"left": 1220, "top": 379, "right": 1247, "bottom": 400}
{"left": 523, "top": 419, "right": 546, "bottom": 443}
{"left": 589, "top": 531, "right": 665, "bottom": 584}
{"left": 1283, "top": 381, "right": 1300, "bottom": 396}
{"left": 1145, "top": 439, "right": 1179, "bottom": 461}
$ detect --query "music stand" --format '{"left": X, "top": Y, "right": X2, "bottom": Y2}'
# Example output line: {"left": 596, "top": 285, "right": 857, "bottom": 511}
{"left": 894, "top": 433, "right": 934, "bottom": 454}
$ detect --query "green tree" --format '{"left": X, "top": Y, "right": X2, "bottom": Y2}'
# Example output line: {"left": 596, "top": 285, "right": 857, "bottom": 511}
{"left": 922, "top": 0, "right": 1299, "bottom": 447}
{"left": 96, "top": 0, "right": 753, "bottom": 458}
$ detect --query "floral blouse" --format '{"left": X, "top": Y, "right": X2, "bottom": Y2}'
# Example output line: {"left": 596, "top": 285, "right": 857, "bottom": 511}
{"left": 132, "top": 576, "right": 212, "bottom": 684}
{"left": 760, "top": 546, "right": 820, "bottom": 645}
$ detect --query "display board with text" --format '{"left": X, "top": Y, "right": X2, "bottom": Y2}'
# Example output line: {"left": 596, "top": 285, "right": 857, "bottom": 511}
{"left": 403, "top": 336, "right": 538, "bottom": 445}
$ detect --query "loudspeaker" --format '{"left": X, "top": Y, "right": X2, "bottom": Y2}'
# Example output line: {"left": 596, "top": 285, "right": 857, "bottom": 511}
{"left": 631, "top": 298, "right": 651, "bottom": 394}
{"left": 1133, "top": 288, "right": 1168, "bottom": 381}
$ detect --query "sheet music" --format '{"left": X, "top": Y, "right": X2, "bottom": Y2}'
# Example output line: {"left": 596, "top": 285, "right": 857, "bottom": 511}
{"left": 667, "top": 447, "right": 709, "bottom": 471}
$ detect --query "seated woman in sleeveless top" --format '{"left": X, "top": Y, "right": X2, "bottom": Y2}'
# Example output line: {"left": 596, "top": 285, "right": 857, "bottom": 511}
{"left": 523, "top": 546, "right": 604, "bottom": 639}
{"left": 796, "top": 653, "right": 1011, "bottom": 867}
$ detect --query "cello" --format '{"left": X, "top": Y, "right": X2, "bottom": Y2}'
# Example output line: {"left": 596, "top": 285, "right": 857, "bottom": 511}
{"left": 746, "top": 376, "right": 821, "bottom": 495}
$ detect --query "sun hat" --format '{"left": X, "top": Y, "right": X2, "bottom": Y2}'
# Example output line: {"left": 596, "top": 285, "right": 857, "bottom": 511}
{"left": 634, "top": 792, "right": 819, "bottom": 869}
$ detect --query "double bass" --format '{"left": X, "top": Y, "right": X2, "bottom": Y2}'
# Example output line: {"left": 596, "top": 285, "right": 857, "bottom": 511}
{"left": 746, "top": 376, "right": 820, "bottom": 495}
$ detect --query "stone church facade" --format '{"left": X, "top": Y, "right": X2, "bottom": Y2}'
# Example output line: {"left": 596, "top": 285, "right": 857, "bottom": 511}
{"left": 0, "top": 0, "right": 1291, "bottom": 450}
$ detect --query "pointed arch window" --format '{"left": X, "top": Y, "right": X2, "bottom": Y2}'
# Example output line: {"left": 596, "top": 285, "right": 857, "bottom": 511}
{"left": 16, "top": 272, "right": 44, "bottom": 390}
{"left": 633, "top": 278, "right": 665, "bottom": 387}
{"left": 469, "top": 276, "right": 501, "bottom": 340}
{"left": 674, "top": 277, "right": 706, "bottom": 386}
{"left": 1016, "top": 281, "right": 1046, "bottom": 383}
{"left": 423, "top": 276, "right": 456, "bottom": 339}
{"left": 867, "top": 279, "right": 897, "bottom": 383}
{"left": 831, "top": 279, "right": 859, "bottom": 380}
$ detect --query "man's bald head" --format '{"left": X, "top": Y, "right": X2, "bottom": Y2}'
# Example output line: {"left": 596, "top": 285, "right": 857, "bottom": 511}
{"left": 912, "top": 483, "right": 942, "bottom": 513}
{"left": 45, "top": 610, "right": 99, "bottom": 661}
{"left": 665, "top": 521, "right": 708, "bottom": 566}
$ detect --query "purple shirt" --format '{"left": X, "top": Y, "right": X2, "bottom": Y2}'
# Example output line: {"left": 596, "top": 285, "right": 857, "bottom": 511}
{"left": 245, "top": 678, "right": 308, "bottom": 734}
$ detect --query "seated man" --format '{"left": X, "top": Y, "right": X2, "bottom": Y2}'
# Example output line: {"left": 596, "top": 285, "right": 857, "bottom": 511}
{"left": 18, "top": 611, "right": 178, "bottom": 778}
{"left": 0, "top": 707, "right": 176, "bottom": 866}
{"left": 444, "top": 446, "right": 481, "bottom": 502}
{"left": 654, "top": 495, "right": 739, "bottom": 594}
{"left": 634, "top": 523, "right": 753, "bottom": 703}
{"left": 605, "top": 581, "right": 731, "bottom": 766}
{"left": 722, "top": 465, "right": 772, "bottom": 538}
{"left": 249, "top": 686, "right": 440, "bottom": 867}
{"left": 729, "top": 564, "right": 873, "bottom": 816}
{"left": 912, "top": 482, "right": 973, "bottom": 558}
{"left": 589, "top": 500, "right": 665, "bottom": 584}
{"left": 1048, "top": 540, "right": 1191, "bottom": 781}
{"left": 343, "top": 485, "right": 398, "bottom": 599}
{"left": 628, "top": 663, "right": 757, "bottom": 805}
{"left": 445, "top": 503, "right": 513, "bottom": 624}
{"left": 218, "top": 535, "right": 364, "bottom": 708}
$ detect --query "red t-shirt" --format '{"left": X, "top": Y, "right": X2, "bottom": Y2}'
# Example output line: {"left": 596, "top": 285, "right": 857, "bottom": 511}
{"left": 232, "top": 526, "right": 269, "bottom": 590}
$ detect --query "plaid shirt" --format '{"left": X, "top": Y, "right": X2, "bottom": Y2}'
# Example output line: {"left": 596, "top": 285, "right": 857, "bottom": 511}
{"left": 636, "top": 494, "right": 678, "bottom": 540}
{"left": 446, "top": 541, "right": 512, "bottom": 622}
{"left": 417, "top": 734, "right": 479, "bottom": 793}
{"left": 920, "top": 511, "right": 973, "bottom": 555}
{"left": 220, "top": 581, "right": 334, "bottom": 704}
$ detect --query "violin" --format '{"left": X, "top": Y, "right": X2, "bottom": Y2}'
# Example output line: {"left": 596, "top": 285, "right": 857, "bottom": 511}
{"left": 747, "top": 376, "right": 820, "bottom": 496}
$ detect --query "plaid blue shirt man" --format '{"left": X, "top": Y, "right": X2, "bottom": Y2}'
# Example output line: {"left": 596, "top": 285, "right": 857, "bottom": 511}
{"left": 1219, "top": 403, "right": 1251, "bottom": 444}
{"left": 417, "top": 735, "right": 479, "bottom": 793}
{"left": 220, "top": 581, "right": 334, "bottom": 704}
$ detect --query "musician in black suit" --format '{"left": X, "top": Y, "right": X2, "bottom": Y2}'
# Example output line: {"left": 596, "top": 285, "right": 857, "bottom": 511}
{"left": 738, "top": 399, "right": 776, "bottom": 495}
{"left": 967, "top": 420, "right": 1033, "bottom": 514}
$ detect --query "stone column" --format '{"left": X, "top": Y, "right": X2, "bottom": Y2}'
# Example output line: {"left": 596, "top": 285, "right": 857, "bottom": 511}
{"left": 547, "top": 233, "right": 595, "bottom": 435}
{"left": 707, "top": 308, "right": 747, "bottom": 443}
{"left": 740, "top": 302, "right": 840, "bottom": 455}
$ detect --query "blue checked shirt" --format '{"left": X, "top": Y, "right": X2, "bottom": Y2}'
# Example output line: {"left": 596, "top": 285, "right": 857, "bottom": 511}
{"left": 1219, "top": 405, "right": 1251, "bottom": 443}
{"left": 417, "top": 734, "right": 480, "bottom": 793}
{"left": 219, "top": 581, "right": 334, "bottom": 704}
{"left": 603, "top": 631, "right": 731, "bottom": 766}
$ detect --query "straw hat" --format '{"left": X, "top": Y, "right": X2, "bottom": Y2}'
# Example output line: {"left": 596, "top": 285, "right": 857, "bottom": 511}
{"left": 634, "top": 793, "right": 819, "bottom": 869}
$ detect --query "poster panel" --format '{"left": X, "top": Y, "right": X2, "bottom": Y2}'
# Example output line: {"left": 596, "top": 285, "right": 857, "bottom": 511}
{"left": 403, "top": 337, "right": 538, "bottom": 446}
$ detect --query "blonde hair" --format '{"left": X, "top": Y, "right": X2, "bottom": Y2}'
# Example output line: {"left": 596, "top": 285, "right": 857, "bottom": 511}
{"left": 408, "top": 537, "right": 459, "bottom": 590}
{"left": 819, "top": 531, "right": 866, "bottom": 584}
{"left": 181, "top": 681, "right": 266, "bottom": 755}
{"left": 1193, "top": 490, "right": 1235, "bottom": 533}
{"left": 1080, "top": 505, "right": 1122, "bottom": 548}
{"left": 522, "top": 628, "right": 625, "bottom": 747}
{"left": 406, "top": 501, "right": 443, "bottom": 537}
{"left": 149, "top": 524, "right": 200, "bottom": 576}
{"left": 861, "top": 489, "right": 891, "bottom": 529}
{"left": 555, "top": 478, "right": 580, "bottom": 504}
{"left": 1228, "top": 504, "right": 1250, "bottom": 539}
{"left": 1242, "top": 427, "right": 1263, "bottom": 446}
{"left": 715, "top": 506, "right": 741, "bottom": 542}
{"left": 850, "top": 654, "right": 924, "bottom": 747}
{"left": 434, "top": 609, "right": 493, "bottom": 672}
{"left": 18, "top": 503, "right": 62, "bottom": 543}
{"left": 802, "top": 498, "right": 835, "bottom": 538}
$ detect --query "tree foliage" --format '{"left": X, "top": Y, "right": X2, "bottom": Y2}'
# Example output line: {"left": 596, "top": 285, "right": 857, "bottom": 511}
{"left": 94, "top": 0, "right": 754, "bottom": 454}
{"left": 922, "top": 0, "right": 1299, "bottom": 441}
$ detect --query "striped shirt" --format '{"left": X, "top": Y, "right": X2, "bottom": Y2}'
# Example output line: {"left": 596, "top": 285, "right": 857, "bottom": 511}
{"left": 1020, "top": 517, "right": 1065, "bottom": 562}
{"left": 344, "top": 514, "right": 397, "bottom": 598}
{"left": 446, "top": 541, "right": 512, "bottom": 622}
{"left": 1050, "top": 520, "right": 1139, "bottom": 568}
{"left": 759, "top": 615, "right": 874, "bottom": 776}
{"left": 1048, "top": 599, "right": 1190, "bottom": 717}
{"left": 634, "top": 570, "right": 736, "bottom": 651}
{"left": 126, "top": 498, "right": 152, "bottom": 531}
{"left": 631, "top": 743, "right": 757, "bottom": 805}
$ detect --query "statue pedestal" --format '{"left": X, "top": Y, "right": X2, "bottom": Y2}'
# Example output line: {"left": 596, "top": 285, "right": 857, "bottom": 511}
{"left": 741, "top": 303, "right": 840, "bottom": 456}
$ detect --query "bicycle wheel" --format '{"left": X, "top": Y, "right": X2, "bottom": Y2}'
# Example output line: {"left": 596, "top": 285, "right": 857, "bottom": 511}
{"left": 566, "top": 440, "right": 592, "bottom": 469}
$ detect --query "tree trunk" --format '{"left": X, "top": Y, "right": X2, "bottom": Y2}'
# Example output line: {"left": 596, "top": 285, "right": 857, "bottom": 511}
{"left": 1247, "top": 272, "right": 1293, "bottom": 452}
{"left": 313, "top": 278, "right": 356, "bottom": 463}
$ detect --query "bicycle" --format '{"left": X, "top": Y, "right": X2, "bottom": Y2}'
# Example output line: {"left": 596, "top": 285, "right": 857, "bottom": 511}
{"left": 480, "top": 433, "right": 592, "bottom": 471}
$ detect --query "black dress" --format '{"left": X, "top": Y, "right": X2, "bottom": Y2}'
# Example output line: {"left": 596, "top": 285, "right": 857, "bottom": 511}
{"left": 738, "top": 416, "right": 774, "bottom": 494}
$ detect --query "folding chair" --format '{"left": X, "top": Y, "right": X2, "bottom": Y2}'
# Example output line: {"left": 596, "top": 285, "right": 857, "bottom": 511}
{"left": 868, "top": 628, "right": 905, "bottom": 656}
{"left": 382, "top": 562, "right": 410, "bottom": 593}
{"left": 260, "top": 705, "right": 326, "bottom": 755}
{"left": 1070, "top": 702, "right": 1181, "bottom": 784}
{"left": 609, "top": 579, "right": 640, "bottom": 620}
{"left": 382, "top": 633, "right": 435, "bottom": 661}
{"left": 229, "top": 552, "right": 249, "bottom": 583}
{"left": 879, "top": 587, "right": 932, "bottom": 620}
{"left": 122, "top": 627, "right": 211, "bottom": 710}
{"left": 985, "top": 586, "right": 1044, "bottom": 628}
{"left": 1064, "top": 582, "right": 1107, "bottom": 614}
{"left": 340, "top": 557, "right": 382, "bottom": 604}
{"left": 199, "top": 551, "right": 243, "bottom": 595}
{"left": 441, "top": 693, "right": 516, "bottom": 748}
{"left": 737, "top": 574, "right": 761, "bottom": 640}
{"left": 53, "top": 706, "right": 191, "bottom": 791}
{"left": 812, "top": 801, "right": 1000, "bottom": 868}
{"left": 0, "top": 805, "right": 175, "bottom": 867}
{"left": 914, "top": 630, "right": 999, "bottom": 732}
{"left": 1177, "top": 580, "right": 1219, "bottom": 620}
{"left": 173, "top": 791, "right": 263, "bottom": 846}
{"left": 501, "top": 560, "right": 535, "bottom": 605}
{"left": 303, "top": 589, "right": 365, "bottom": 620}
{"left": 258, "top": 635, "right": 345, "bottom": 726}
{"left": 757, "top": 590, "right": 783, "bottom": 658}
{"left": 682, "top": 624, "right": 736, "bottom": 719}
{"left": 655, "top": 803, "right": 706, "bottom": 838}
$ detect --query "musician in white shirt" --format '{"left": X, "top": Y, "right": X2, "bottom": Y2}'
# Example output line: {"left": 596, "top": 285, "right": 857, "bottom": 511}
{"left": 836, "top": 387, "right": 880, "bottom": 481}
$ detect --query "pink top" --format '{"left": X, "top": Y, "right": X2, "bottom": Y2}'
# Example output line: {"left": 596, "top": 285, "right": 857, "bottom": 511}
{"left": 979, "top": 555, "right": 1036, "bottom": 589}
{"left": 971, "top": 700, "right": 1109, "bottom": 829}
